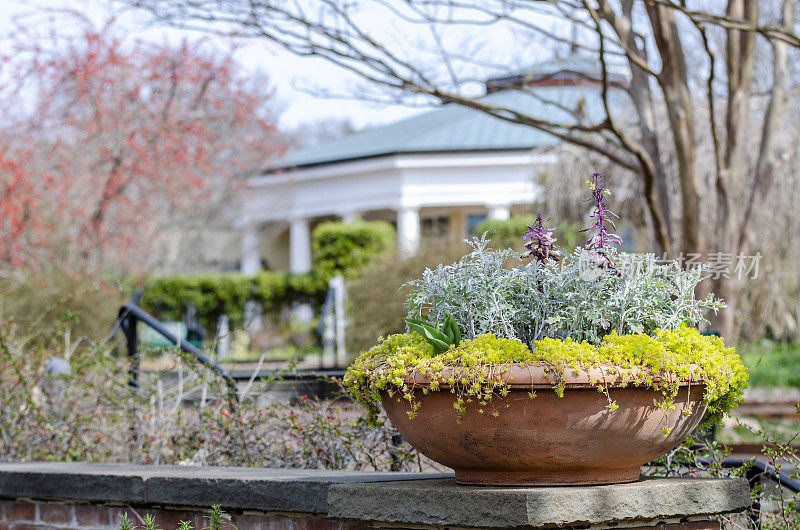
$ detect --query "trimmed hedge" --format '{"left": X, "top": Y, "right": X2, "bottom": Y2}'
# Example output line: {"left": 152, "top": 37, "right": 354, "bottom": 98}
{"left": 141, "top": 220, "right": 396, "bottom": 329}
{"left": 312, "top": 220, "right": 395, "bottom": 280}
{"left": 141, "top": 271, "right": 327, "bottom": 329}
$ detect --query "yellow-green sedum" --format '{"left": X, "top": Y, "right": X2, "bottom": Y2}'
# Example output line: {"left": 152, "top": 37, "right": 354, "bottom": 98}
{"left": 343, "top": 326, "right": 748, "bottom": 427}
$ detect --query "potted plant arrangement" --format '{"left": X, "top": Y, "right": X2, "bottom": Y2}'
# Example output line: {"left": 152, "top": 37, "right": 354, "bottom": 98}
{"left": 344, "top": 173, "right": 748, "bottom": 486}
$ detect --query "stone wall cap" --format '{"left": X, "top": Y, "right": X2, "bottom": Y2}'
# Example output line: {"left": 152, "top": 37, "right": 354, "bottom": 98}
{"left": 0, "top": 462, "right": 448, "bottom": 513}
{"left": 327, "top": 476, "right": 752, "bottom": 528}
{"left": 0, "top": 463, "right": 750, "bottom": 527}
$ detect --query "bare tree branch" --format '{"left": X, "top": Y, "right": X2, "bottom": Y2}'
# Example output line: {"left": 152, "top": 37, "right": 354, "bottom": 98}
{"left": 584, "top": 0, "right": 672, "bottom": 253}
{"left": 647, "top": 0, "right": 800, "bottom": 47}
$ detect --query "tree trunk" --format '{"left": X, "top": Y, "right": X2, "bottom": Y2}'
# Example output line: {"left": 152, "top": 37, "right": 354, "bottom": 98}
{"left": 711, "top": 0, "right": 760, "bottom": 341}
{"left": 711, "top": 277, "right": 744, "bottom": 343}
{"left": 645, "top": 3, "right": 705, "bottom": 260}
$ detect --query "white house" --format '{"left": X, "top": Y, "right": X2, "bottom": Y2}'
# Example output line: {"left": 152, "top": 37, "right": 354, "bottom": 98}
{"left": 238, "top": 58, "right": 627, "bottom": 274}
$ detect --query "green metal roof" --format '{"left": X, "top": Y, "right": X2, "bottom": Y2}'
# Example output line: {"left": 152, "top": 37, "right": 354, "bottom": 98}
{"left": 275, "top": 84, "right": 620, "bottom": 170}
{"left": 488, "top": 56, "right": 629, "bottom": 89}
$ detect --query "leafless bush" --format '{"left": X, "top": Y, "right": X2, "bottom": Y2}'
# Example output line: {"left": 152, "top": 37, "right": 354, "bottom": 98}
{"left": 0, "top": 325, "right": 435, "bottom": 472}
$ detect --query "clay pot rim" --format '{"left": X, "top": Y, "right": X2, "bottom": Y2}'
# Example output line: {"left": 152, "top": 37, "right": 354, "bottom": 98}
{"left": 404, "top": 362, "right": 706, "bottom": 390}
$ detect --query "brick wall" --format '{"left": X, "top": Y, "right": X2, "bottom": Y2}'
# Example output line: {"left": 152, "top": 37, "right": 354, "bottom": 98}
{"left": 0, "top": 500, "right": 367, "bottom": 530}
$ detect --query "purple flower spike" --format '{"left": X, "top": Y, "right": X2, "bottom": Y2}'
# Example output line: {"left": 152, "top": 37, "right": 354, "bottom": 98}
{"left": 581, "top": 173, "right": 622, "bottom": 254}
{"left": 522, "top": 213, "right": 561, "bottom": 261}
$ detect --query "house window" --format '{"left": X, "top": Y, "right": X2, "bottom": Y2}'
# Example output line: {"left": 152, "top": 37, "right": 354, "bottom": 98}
{"left": 421, "top": 216, "right": 450, "bottom": 238}
{"left": 467, "top": 214, "right": 487, "bottom": 235}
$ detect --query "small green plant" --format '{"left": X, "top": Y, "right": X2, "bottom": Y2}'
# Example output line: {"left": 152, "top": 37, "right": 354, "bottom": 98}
{"left": 403, "top": 315, "right": 460, "bottom": 354}
{"left": 143, "top": 514, "right": 159, "bottom": 530}
{"left": 118, "top": 513, "right": 136, "bottom": 530}
{"left": 204, "top": 505, "right": 228, "bottom": 530}
{"left": 115, "top": 507, "right": 227, "bottom": 530}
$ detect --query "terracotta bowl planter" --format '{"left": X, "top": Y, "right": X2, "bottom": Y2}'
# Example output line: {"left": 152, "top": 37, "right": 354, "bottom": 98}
{"left": 381, "top": 364, "right": 707, "bottom": 486}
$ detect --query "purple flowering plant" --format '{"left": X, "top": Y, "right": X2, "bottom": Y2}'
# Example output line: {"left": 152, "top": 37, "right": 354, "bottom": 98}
{"left": 521, "top": 213, "right": 562, "bottom": 262}
{"left": 580, "top": 172, "right": 622, "bottom": 266}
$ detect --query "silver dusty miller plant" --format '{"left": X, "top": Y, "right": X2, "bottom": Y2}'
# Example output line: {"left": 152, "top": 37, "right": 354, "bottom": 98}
{"left": 405, "top": 174, "right": 724, "bottom": 346}
{"left": 540, "top": 247, "right": 724, "bottom": 343}
{"left": 404, "top": 234, "right": 551, "bottom": 345}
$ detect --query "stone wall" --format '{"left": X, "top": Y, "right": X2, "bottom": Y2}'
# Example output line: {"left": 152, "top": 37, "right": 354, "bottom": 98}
{"left": 0, "top": 463, "right": 750, "bottom": 530}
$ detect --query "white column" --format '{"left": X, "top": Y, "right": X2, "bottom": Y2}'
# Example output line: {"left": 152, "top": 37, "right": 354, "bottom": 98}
{"left": 487, "top": 203, "right": 511, "bottom": 221}
{"left": 340, "top": 211, "right": 361, "bottom": 224}
{"left": 397, "top": 207, "right": 420, "bottom": 257}
{"left": 240, "top": 224, "right": 261, "bottom": 275}
{"left": 289, "top": 217, "right": 312, "bottom": 273}
{"left": 290, "top": 217, "right": 314, "bottom": 323}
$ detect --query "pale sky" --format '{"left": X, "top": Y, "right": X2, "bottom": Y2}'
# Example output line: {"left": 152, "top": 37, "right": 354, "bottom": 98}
{"left": 0, "top": 0, "right": 426, "bottom": 130}
{"left": 0, "top": 0, "right": 573, "bottom": 132}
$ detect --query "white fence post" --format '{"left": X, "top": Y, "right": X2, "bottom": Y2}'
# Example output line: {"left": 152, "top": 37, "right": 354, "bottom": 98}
{"left": 332, "top": 275, "right": 347, "bottom": 367}
{"left": 321, "top": 275, "right": 347, "bottom": 367}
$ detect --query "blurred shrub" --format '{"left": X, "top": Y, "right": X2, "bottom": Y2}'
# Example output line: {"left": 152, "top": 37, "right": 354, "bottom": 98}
{"left": 312, "top": 220, "right": 395, "bottom": 280}
{"left": 477, "top": 216, "right": 581, "bottom": 253}
{"left": 346, "top": 241, "right": 468, "bottom": 355}
{"left": 0, "top": 267, "right": 126, "bottom": 344}
{"left": 141, "top": 272, "right": 327, "bottom": 330}
{"left": 477, "top": 214, "right": 537, "bottom": 251}
{"left": 739, "top": 340, "right": 800, "bottom": 388}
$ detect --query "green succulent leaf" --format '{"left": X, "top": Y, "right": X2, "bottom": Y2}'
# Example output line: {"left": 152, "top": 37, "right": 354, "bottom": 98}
{"left": 444, "top": 315, "right": 461, "bottom": 346}
{"left": 441, "top": 321, "right": 454, "bottom": 343}
{"left": 402, "top": 318, "right": 435, "bottom": 339}
{"left": 403, "top": 317, "right": 452, "bottom": 353}
{"left": 403, "top": 317, "right": 430, "bottom": 329}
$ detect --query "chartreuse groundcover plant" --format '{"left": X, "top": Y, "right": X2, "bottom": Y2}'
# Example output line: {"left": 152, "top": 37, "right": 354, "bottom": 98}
{"left": 343, "top": 173, "right": 748, "bottom": 431}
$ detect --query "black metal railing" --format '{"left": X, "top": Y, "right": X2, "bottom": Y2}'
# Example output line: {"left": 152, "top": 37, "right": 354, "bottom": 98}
{"left": 115, "top": 294, "right": 238, "bottom": 402}
{"left": 229, "top": 370, "right": 347, "bottom": 381}
{"left": 712, "top": 457, "right": 800, "bottom": 494}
